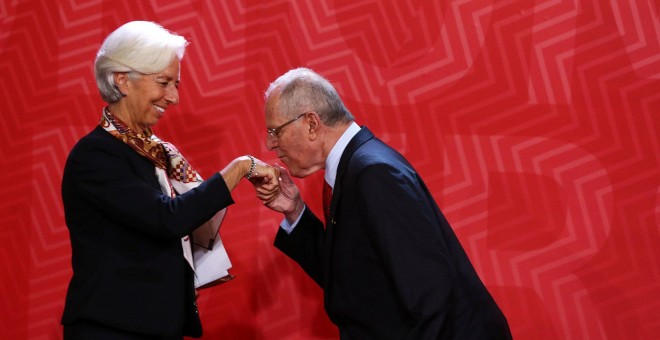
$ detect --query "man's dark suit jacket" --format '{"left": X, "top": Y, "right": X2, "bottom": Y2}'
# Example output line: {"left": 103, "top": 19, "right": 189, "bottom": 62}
{"left": 61, "top": 126, "right": 234, "bottom": 337}
{"left": 275, "top": 127, "right": 512, "bottom": 339}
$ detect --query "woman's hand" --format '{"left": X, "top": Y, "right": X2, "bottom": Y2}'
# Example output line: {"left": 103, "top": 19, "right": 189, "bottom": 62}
{"left": 219, "top": 155, "right": 279, "bottom": 193}
{"left": 248, "top": 160, "right": 280, "bottom": 203}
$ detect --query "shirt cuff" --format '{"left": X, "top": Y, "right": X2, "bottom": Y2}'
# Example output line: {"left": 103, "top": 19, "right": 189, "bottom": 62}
{"left": 280, "top": 205, "right": 306, "bottom": 234}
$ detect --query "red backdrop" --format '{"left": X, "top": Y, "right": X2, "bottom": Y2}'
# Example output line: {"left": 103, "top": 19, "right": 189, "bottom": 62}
{"left": 1, "top": 1, "right": 659, "bottom": 339}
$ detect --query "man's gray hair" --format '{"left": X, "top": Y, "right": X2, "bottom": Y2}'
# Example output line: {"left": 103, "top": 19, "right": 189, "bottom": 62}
{"left": 265, "top": 67, "right": 354, "bottom": 126}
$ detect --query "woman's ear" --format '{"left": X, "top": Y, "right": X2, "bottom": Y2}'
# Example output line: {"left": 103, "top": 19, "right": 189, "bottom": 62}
{"left": 113, "top": 72, "right": 130, "bottom": 96}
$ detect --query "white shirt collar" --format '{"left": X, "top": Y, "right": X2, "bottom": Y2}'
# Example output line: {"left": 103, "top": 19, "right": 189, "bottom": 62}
{"left": 324, "top": 122, "right": 360, "bottom": 189}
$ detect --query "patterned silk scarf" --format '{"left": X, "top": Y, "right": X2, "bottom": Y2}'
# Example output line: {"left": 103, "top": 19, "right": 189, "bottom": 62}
{"left": 100, "top": 108, "right": 232, "bottom": 287}
{"left": 100, "top": 108, "right": 200, "bottom": 185}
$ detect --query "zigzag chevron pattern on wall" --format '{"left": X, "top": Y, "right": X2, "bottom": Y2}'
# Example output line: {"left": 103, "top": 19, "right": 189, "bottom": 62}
{"left": 0, "top": 1, "right": 658, "bottom": 339}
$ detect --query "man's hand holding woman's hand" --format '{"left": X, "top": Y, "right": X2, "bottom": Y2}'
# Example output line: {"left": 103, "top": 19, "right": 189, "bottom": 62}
{"left": 254, "top": 164, "right": 305, "bottom": 224}
{"left": 240, "top": 157, "right": 304, "bottom": 223}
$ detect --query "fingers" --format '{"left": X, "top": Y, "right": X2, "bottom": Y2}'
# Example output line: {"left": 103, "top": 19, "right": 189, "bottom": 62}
{"left": 255, "top": 179, "right": 278, "bottom": 198}
{"left": 246, "top": 159, "right": 280, "bottom": 201}
{"left": 251, "top": 162, "right": 280, "bottom": 184}
{"left": 273, "top": 163, "right": 293, "bottom": 185}
{"left": 255, "top": 177, "right": 277, "bottom": 191}
{"left": 258, "top": 192, "right": 278, "bottom": 204}
{"left": 243, "top": 159, "right": 299, "bottom": 211}
{"left": 273, "top": 163, "right": 299, "bottom": 196}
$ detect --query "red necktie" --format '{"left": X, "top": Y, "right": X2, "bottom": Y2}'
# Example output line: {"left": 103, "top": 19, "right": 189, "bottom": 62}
{"left": 322, "top": 180, "right": 332, "bottom": 221}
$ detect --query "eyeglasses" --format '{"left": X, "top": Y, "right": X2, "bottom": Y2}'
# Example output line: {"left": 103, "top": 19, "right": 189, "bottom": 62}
{"left": 266, "top": 113, "right": 306, "bottom": 141}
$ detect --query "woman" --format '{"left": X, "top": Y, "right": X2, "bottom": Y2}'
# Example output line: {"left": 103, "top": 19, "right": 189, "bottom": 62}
{"left": 61, "top": 21, "right": 276, "bottom": 339}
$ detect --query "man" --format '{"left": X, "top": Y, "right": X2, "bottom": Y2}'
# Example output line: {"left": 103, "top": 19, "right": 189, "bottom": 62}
{"left": 261, "top": 68, "right": 512, "bottom": 339}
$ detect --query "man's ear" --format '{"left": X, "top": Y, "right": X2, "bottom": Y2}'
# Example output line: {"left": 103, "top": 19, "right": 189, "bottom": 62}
{"left": 307, "top": 112, "right": 320, "bottom": 140}
{"left": 113, "top": 72, "right": 130, "bottom": 96}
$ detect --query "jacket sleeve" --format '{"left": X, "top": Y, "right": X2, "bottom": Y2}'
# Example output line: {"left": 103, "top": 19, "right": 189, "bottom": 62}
{"left": 274, "top": 207, "right": 326, "bottom": 286}
{"left": 63, "top": 133, "right": 234, "bottom": 239}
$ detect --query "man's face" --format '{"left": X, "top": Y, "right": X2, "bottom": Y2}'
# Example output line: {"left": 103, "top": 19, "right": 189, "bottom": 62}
{"left": 265, "top": 93, "right": 322, "bottom": 178}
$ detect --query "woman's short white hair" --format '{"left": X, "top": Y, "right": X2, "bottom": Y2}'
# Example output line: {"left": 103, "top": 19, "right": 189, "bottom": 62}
{"left": 95, "top": 21, "right": 188, "bottom": 103}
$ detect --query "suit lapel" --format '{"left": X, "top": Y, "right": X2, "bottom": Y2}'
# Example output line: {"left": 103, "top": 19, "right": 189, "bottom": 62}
{"left": 323, "top": 126, "right": 374, "bottom": 292}
{"left": 326, "top": 126, "right": 374, "bottom": 223}
{"left": 330, "top": 127, "right": 374, "bottom": 214}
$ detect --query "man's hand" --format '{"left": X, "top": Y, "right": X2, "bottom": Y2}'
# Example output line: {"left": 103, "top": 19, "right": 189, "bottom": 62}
{"left": 259, "top": 164, "right": 305, "bottom": 223}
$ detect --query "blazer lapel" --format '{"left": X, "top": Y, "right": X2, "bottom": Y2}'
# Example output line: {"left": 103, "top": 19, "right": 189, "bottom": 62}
{"left": 327, "top": 126, "right": 374, "bottom": 221}
{"left": 323, "top": 126, "right": 374, "bottom": 293}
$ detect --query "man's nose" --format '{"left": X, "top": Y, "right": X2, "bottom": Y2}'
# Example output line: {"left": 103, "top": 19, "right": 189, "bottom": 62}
{"left": 265, "top": 136, "right": 277, "bottom": 150}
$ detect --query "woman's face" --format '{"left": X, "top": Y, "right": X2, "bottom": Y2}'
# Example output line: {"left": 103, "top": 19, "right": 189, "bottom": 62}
{"left": 122, "top": 57, "right": 180, "bottom": 132}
